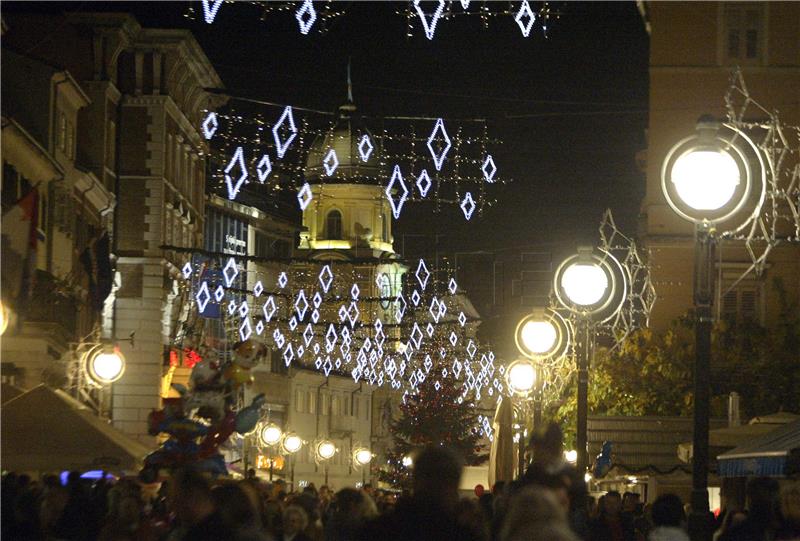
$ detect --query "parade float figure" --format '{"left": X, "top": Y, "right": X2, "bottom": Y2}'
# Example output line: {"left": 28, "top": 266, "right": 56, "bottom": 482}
{"left": 140, "top": 339, "right": 265, "bottom": 482}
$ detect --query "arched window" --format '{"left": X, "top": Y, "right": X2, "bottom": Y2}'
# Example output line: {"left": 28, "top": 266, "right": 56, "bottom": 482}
{"left": 326, "top": 210, "right": 342, "bottom": 240}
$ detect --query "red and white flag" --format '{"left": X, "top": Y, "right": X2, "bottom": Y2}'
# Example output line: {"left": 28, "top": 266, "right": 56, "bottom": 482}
{"left": 1, "top": 188, "right": 39, "bottom": 314}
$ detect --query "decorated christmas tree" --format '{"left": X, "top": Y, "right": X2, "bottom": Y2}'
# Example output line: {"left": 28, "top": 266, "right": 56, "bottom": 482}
{"left": 379, "top": 362, "right": 488, "bottom": 488}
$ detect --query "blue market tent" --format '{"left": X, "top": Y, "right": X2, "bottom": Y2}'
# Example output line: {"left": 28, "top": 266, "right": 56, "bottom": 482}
{"left": 717, "top": 419, "right": 800, "bottom": 478}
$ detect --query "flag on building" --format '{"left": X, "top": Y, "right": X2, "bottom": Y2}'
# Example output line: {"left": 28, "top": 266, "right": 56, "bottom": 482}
{"left": 80, "top": 231, "right": 113, "bottom": 311}
{"left": 1, "top": 188, "right": 39, "bottom": 317}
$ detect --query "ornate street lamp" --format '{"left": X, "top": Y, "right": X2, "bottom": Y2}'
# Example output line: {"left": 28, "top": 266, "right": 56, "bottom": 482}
{"left": 661, "top": 116, "right": 763, "bottom": 541}
{"left": 282, "top": 433, "right": 303, "bottom": 490}
{"left": 315, "top": 439, "right": 337, "bottom": 485}
{"left": 259, "top": 423, "right": 284, "bottom": 481}
{"left": 554, "top": 247, "right": 627, "bottom": 473}
{"left": 353, "top": 447, "right": 373, "bottom": 486}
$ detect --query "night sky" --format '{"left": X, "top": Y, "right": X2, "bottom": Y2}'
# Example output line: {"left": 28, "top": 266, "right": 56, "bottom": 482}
{"left": 4, "top": 1, "right": 650, "bottom": 253}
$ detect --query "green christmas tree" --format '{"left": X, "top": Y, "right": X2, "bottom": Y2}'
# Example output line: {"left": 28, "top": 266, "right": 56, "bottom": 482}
{"left": 379, "top": 363, "right": 488, "bottom": 489}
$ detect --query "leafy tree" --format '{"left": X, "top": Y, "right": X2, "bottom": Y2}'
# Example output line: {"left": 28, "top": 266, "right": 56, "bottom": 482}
{"left": 554, "top": 278, "right": 800, "bottom": 446}
{"left": 378, "top": 364, "right": 488, "bottom": 489}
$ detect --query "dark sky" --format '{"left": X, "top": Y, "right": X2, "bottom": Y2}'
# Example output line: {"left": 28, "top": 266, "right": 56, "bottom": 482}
{"left": 4, "top": 1, "right": 649, "bottom": 252}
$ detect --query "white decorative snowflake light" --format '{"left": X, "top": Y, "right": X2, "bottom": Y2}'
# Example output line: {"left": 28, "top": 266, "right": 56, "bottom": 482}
{"left": 225, "top": 146, "right": 248, "bottom": 200}
{"left": 295, "top": 0, "right": 317, "bottom": 35}
{"left": 358, "top": 134, "right": 374, "bottom": 162}
{"left": 323, "top": 148, "right": 339, "bottom": 176}
{"left": 413, "top": 0, "right": 445, "bottom": 40}
{"left": 202, "top": 0, "right": 223, "bottom": 24}
{"left": 256, "top": 154, "right": 273, "bottom": 183}
{"left": 385, "top": 165, "right": 409, "bottom": 219}
{"left": 515, "top": 0, "right": 536, "bottom": 37}
{"left": 272, "top": 106, "right": 298, "bottom": 159}
{"left": 482, "top": 154, "right": 497, "bottom": 183}
{"left": 297, "top": 182, "right": 313, "bottom": 211}
{"left": 416, "top": 169, "right": 432, "bottom": 197}
{"left": 427, "top": 118, "right": 452, "bottom": 171}
{"left": 202, "top": 112, "right": 218, "bottom": 139}
{"left": 460, "top": 192, "right": 476, "bottom": 220}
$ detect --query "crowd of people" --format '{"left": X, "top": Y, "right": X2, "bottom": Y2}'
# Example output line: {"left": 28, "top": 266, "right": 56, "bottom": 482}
{"left": 3, "top": 428, "right": 800, "bottom": 541}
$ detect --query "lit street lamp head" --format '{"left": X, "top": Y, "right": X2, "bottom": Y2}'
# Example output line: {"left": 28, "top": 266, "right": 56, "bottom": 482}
{"left": 506, "top": 359, "right": 536, "bottom": 395}
{"left": 353, "top": 447, "right": 373, "bottom": 466}
{"left": 316, "top": 440, "right": 336, "bottom": 460}
{"left": 671, "top": 149, "right": 740, "bottom": 211}
{"left": 260, "top": 424, "right": 283, "bottom": 446}
{"left": 554, "top": 247, "right": 626, "bottom": 323}
{"left": 283, "top": 433, "right": 303, "bottom": 453}
{"left": 519, "top": 320, "right": 557, "bottom": 355}
{"left": 85, "top": 345, "right": 126, "bottom": 386}
{"left": 560, "top": 262, "right": 609, "bottom": 306}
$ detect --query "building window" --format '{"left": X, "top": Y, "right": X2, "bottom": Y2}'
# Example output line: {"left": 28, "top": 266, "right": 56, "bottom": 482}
{"left": 57, "top": 110, "right": 67, "bottom": 152}
{"left": 723, "top": 3, "right": 764, "bottom": 63}
{"left": 721, "top": 287, "right": 761, "bottom": 322}
{"left": 296, "top": 389, "right": 305, "bottom": 413}
{"left": 326, "top": 210, "right": 342, "bottom": 240}
{"left": 382, "top": 213, "right": 388, "bottom": 242}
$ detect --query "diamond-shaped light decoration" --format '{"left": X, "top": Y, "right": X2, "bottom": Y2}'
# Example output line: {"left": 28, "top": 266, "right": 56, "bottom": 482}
{"left": 202, "top": 111, "right": 218, "bottom": 139}
{"left": 467, "top": 340, "right": 477, "bottom": 358}
{"left": 256, "top": 320, "right": 265, "bottom": 335}
{"left": 410, "top": 323, "right": 424, "bottom": 349}
{"left": 196, "top": 281, "right": 211, "bottom": 313}
{"left": 385, "top": 165, "right": 409, "bottom": 219}
{"left": 427, "top": 118, "right": 451, "bottom": 171}
{"left": 214, "top": 285, "right": 225, "bottom": 302}
{"left": 338, "top": 305, "right": 348, "bottom": 322}
{"left": 449, "top": 331, "right": 458, "bottom": 346}
{"left": 312, "top": 291, "right": 322, "bottom": 308}
{"left": 202, "top": 0, "right": 223, "bottom": 24}
{"left": 411, "top": 290, "right": 421, "bottom": 306}
{"left": 426, "top": 322, "right": 434, "bottom": 336}
{"left": 263, "top": 296, "right": 277, "bottom": 322}
{"left": 182, "top": 262, "right": 193, "bottom": 280}
{"left": 413, "top": 0, "right": 445, "bottom": 40}
{"left": 325, "top": 324, "right": 338, "bottom": 352}
{"left": 358, "top": 134, "right": 374, "bottom": 162}
{"left": 415, "top": 259, "right": 431, "bottom": 290}
{"left": 482, "top": 154, "right": 497, "bottom": 183}
{"left": 272, "top": 106, "right": 298, "bottom": 159}
{"left": 396, "top": 293, "right": 407, "bottom": 320}
{"left": 448, "top": 278, "right": 458, "bottom": 294}
{"left": 429, "top": 297, "right": 444, "bottom": 323}
{"left": 295, "top": 290, "right": 309, "bottom": 320}
{"left": 458, "top": 311, "right": 467, "bottom": 326}
{"left": 253, "top": 281, "right": 264, "bottom": 297}
{"left": 223, "top": 257, "right": 239, "bottom": 288}
{"left": 303, "top": 324, "right": 314, "bottom": 346}
{"left": 515, "top": 0, "right": 536, "bottom": 37}
{"left": 238, "top": 301, "right": 249, "bottom": 318}
{"left": 239, "top": 318, "right": 252, "bottom": 341}
{"left": 346, "top": 301, "right": 360, "bottom": 327}
{"left": 278, "top": 272, "right": 288, "bottom": 288}
{"left": 225, "top": 146, "right": 248, "bottom": 200}
{"left": 350, "top": 283, "right": 360, "bottom": 300}
{"left": 295, "top": 0, "right": 317, "bottom": 35}
{"left": 416, "top": 169, "right": 432, "bottom": 197}
{"left": 256, "top": 154, "right": 272, "bottom": 183}
{"left": 297, "top": 182, "right": 313, "bottom": 211}
{"left": 283, "top": 344, "right": 295, "bottom": 367}
{"left": 318, "top": 265, "right": 333, "bottom": 292}
{"left": 289, "top": 316, "right": 298, "bottom": 331}
{"left": 460, "top": 192, "right": 476, "bottom": 220}
{"left": 323, "top": 148, "right": 339, "bottom": 176}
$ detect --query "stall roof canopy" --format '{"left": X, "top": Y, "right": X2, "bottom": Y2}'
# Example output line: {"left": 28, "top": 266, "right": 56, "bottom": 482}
{"left": 1, "top": 385, "right": 152, "bottom": 473}
{"left": 717, "top": 419, "right": 800, "bottom": 478}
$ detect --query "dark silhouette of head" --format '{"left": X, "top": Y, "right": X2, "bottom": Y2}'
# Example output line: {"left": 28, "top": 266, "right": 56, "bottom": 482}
{"left": 412, "top": 445, "right": 463, "bottom": 505}
{"left": 651, "top": 494, "right": 684, "bottom": 528}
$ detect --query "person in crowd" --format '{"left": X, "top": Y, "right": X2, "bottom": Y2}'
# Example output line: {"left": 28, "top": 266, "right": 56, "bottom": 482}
{"left": 211, "top": 482, "right": 271, "bottom": 541}
{"left": 97, "top": 479, "right": 157, "bottom": 541}
{"left": 499, "top": 485, "right": 579, "bottom": 541}
{"left": 776, "top": 483, "right": 800, "bottom": 540}
{"left": 647, "top": 494, "right": 688, "bottom": 541}
{"left": 358, "top": 445, "right": 488, "bottom": 541}
{"left": 324, "top": 488, "right": 377, "bottom": 541}
{"left": 167, "top": 468, "right": 228, "bottom": 541}
{"left": 718, "top": 477, "right": 781, "bottom": 541}
{"left": 588, "top": 490, "right": 636, "bottom": 541}
{"left": 280, "top": 505, "right": 313, "bottom": 541}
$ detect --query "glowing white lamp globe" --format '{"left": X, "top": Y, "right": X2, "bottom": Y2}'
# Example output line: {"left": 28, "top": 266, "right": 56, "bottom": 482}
{"left": 354, "top": 448, "right": 373, "bottom": 466}
{"left": 317, "top": 440, "right": 336, "bottom": 460}
{"left": 561, "top": 263, "right": 608, "bottom": 306}
{"left": 507, "top": 361, "right": 536, "bottom": 395}
{"left": 0, "top": 301, "right": 9, "bottom": 336}
{"left": 87, "top": 347, "right": 126, "bottom": 385}
{"left": 283, "top": 434, "right": 303, "bottom": 454}
{"left": 520, "top": 320, "right": 558, "bottom": 355}
{"left": 402, "top": 455, "right": 413, "bottom": 467}
{"left": 671, "top": 149, "right": 740, "bottom": 211}
{"left": 564, "top": 449, "right": 578, "bottom": 464}
{"left": 261, "top": 424, "right": 283, "bottom": 446}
